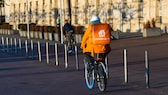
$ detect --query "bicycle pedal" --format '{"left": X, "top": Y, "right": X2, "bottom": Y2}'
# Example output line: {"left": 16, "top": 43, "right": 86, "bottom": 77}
{"left": 89, "top": 65, "right": 94, "bottom": 71}
{"left": 96, "top": 75, "right": 100, "bottom": 81}
{"left": 99, "top": 76, "right": 104, "bottom": 79}
{"left": 68, "top": 50, "right": 73, "bottom": 53}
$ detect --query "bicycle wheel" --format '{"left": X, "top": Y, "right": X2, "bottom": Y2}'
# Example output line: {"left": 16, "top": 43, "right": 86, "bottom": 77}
{"left": 68, "top": 35, "right": 75, "bottom": 54}
{"left": 97, "top": 62, "right": 107, "bottom": 92}
{"left": 71, "top": 39, "right": 75, "bottom": 53}
{"left": 84, "top": 61, "right": 95, "bottom": 89}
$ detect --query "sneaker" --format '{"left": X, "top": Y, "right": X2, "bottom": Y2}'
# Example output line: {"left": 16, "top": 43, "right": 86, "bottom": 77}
{"left": 68, "top": 49, "right": 73, "bottom": 54}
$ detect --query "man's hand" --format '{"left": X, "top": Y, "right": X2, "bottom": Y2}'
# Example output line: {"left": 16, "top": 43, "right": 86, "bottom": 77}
{"left": 80, "top": 43, "right": 86, "bottom": 49}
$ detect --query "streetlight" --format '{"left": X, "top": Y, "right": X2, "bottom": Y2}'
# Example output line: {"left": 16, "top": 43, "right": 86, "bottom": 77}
{"left": 26, "top": 0, "right": 30, "bottom": 39}
{"left": 59, "top": 0, "right": 63, "bottom": 44}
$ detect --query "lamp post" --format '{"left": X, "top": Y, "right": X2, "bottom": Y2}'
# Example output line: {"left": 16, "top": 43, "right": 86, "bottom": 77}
{"left": 26, "top": 0, "right": 30, "bottom": 39}
{"left": 59, "top": 0, "right": 63, "bottom": 44}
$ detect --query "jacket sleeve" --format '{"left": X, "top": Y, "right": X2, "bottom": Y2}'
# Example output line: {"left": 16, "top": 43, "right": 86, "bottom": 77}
{"left": 80, "top": 25, "right": 91, "bottom": 49}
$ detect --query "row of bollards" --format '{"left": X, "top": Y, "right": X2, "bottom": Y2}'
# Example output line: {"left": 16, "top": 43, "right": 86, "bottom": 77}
{"left": 123, "top": 49, "right": 150, "bottom": 88}
{"left": 1, "top": 36, "right": 151, "bottom": 88}
{"left": 0, "top": 36, "right": 79, "bottom": 70}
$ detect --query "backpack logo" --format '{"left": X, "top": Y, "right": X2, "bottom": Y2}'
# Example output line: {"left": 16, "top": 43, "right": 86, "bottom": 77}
{"left": 94, "top": 29, "right": 110, "bottom": 41}
{"left": 98, "top": 30, "right": 105, "bottom": 37}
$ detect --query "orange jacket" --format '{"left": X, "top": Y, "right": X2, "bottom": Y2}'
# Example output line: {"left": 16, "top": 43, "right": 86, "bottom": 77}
{"left": 81, "top": 24, "right": 111, "bottom": 56}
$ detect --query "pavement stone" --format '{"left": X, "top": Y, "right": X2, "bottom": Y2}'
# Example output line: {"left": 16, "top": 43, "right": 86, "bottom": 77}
{"left": 0, "top": 34, "right": 168, "bottom": 95}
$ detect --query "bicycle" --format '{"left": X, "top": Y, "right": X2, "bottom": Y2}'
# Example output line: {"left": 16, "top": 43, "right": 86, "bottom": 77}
{"left": 63, "top": 34, "right": 76, "bottom": 54}
{"left": 84, "top": 55, "right": 108, "bottom": 92}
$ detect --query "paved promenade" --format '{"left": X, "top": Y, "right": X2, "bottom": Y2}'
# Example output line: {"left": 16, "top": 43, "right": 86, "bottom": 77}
{"left": 0, "top": 34, "right": 168, "bottom": 95}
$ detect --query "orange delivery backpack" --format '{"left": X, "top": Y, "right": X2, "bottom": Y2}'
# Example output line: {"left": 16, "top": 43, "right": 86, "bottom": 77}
{"left": 92, "top": 23, "right": 111, "bottom": 45}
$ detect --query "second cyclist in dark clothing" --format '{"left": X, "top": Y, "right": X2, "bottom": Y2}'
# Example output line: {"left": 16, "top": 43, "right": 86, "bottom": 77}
{"left": 63, "top": 19, "right": 74, "bottom": 53}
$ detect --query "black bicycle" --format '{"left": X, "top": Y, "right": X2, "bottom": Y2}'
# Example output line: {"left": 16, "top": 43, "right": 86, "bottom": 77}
{"left": 84, "top": 56, "right": 108, "bottom": 92}
{"left": 63, "top": 34, "right": 76, "bottom": 54}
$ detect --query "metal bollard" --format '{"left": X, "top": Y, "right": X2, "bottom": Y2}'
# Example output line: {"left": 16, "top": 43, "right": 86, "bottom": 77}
{"left": 64, "top": 44, "right": 68, "bottom": 68}
{"left": 0, "top": 37, "right": 2, "bottom": 45}
{"left": 31, "top": 40, "right": 34, "bottom": 59}
{"left": 145, "top": 50, "right": 150, "bottom": 88}
{"left": 124, "top": 49, "right": 128, "bottom": 83}
{"left": 38, "top": 41, "right": 42, "bottom": 62}
{"left": 25, "top": 40, "right": 28, "bottom": 58}
{"left": 55, "top": 43, "right": 59, "bottom": 66}
{"left": 105, "top": 56, "right": 109, "bottom": 79}
{"left": 19, "top": 39, "right": 22, "bottom": 55}
{"left": 10, "top": 38, "right": 13, "bottom": 53}
{"left": 14, "top": 38, "right": 17, "bottom": 54}
{"left": 75, "top": 45, "right": 79, "bottom": 70}
{"left": 6, "top": 37, "right": 9, "bottom": 52}
{"left": 46, "top": 42, "right": 49, "bottom": 64}
{"left": 1, "top": 37, "right": 4, "bottom": 49}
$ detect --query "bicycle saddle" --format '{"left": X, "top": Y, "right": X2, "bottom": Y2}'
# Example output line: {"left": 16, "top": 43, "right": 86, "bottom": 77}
{"left": 96, "top": 58, "right": 103, "bottom": 62}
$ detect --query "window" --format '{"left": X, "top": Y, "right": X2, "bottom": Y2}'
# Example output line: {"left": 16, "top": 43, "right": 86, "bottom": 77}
{"left": 122, "top": 3, "right": 127, "bottom": 18}
{"left": 29, "top": 2, "right": 32, "bottom": 22}
{"left": 36, "top": 1, "right": 38, "bottom": 23}
{"left": 74, "top": 0, "right": 78, "bottom": 24}
{"left": 42, "top": 0, "right": 45, "bottom": 22}
{"left": 36, "top": 1, "right": 38, "bottom": 13}
{"left": 24, "top": 3, "right": 26, "bottom": 22}
{"left": 49, "top": 0, "right": 52, "bottom": 25}
{"left": 138, "top": 3, "right": 143, "bottom": 18}
{"left": 13, "top": 4, "right": 16, "bottom": 22}
{"left": 18, "top": 3, "right": 20, "bottom": 23}
{"left": 132, "top": 0, "right": 143, "bottom": 2}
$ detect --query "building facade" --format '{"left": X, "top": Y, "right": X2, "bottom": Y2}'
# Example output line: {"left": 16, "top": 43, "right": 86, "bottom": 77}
{"left": 0, "top": 0, "right": 5, "bottom": 23}
{"left": 2, "top": 0, "right": 168, "bottom": 33}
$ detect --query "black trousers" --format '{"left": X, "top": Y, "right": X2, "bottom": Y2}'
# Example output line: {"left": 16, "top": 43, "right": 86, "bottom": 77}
{"left": 84, "top": 52, "right": 108, "bottom": 64}
{"left": 66, "top": 32, "right": 73, "bottom": 50}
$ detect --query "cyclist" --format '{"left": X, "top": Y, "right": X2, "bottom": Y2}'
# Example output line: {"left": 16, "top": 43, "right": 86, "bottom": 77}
{"left": 80, "top": 15, "right": 112, "bottom": 69}
{"left": 63, "top": 19, "right": 74, "bottom": 54}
